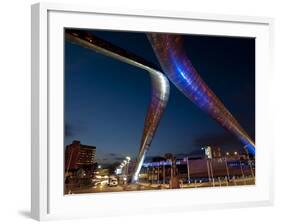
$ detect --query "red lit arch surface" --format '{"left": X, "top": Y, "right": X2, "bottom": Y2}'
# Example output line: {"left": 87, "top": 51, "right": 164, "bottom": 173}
{"left": 147, "top": 34, "right": 255, "bottom": 155}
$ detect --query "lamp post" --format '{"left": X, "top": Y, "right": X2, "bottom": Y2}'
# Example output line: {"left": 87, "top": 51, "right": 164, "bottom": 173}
{"left": 243, "top": 146, "right": 255, "bottom": 178}
{"left": 170, "top": 159, "right": 173, "bottom": 182}
{"left": 206, "top": 159, "right": 211, "bottom": 185}
{"left": 157, "top": 163, "right": 160, "bottom": 185}
{"left": 118, "top": 156, "right": 131, "bottom": 185}
{"left": 186, "top": 156, "right": 190, "bottom": 184}
{"left": 209, "top": 159, "right": 215, "bottom": 187}
{"left": 239, "top": 160, "right": 246, "bottom": 185}
{"left": 120, "top": 164, "right": 124, "bottom": 175}
{"left": 123, "top": 160, "right": 128, "bottom": 175}
{"left": 125, "top": 156, "right": 131, "bottom": 176}
{"left": 163, "top": 162, "right": 165, "bottom": 185}
{"left": 224, "top": 157, "right": 230, "bottom": 183}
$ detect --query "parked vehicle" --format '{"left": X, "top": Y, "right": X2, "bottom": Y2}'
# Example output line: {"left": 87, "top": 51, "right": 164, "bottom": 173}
{"left": 108, "top": 176, "right": 118, "bottom": 187}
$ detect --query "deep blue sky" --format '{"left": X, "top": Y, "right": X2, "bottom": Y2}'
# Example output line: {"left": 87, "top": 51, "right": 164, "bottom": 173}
{"left": 64, "top": 30, "right": 255, "bottom": 164}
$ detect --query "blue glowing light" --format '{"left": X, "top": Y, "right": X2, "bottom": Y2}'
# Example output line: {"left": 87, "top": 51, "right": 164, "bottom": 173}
{"left": 148, "top": 33, "right": 255, "bottom": 155}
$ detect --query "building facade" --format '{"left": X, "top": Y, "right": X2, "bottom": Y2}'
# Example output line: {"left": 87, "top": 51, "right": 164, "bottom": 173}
{"left": 65, "top": 140, "right": 96, "bottom": 176}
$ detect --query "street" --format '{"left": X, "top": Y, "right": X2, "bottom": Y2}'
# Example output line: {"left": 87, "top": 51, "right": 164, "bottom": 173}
{"left": 65, "top": 176, "right": 255, "bottom": 194}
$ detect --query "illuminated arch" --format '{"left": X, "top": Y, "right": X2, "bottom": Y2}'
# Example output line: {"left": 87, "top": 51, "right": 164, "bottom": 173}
{"left": 65, "top": 30, "right": 170, "bottom": 183}
{"left": 147, "top": 34, "right": 255, "bottom": 155}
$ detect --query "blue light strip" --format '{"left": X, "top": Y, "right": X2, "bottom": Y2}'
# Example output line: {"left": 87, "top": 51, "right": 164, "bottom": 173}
{"left": 147, "top": 34, "right": 255, "bottom": 155}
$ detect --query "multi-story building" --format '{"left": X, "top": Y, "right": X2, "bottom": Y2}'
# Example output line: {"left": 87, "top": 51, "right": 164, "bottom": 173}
{"left": 141, "top": 155, "right": 255, "bottom": 181}
{"left": 65, "top": 140, "right": 96, "bottom": 176}
{"left": 225, "top": 151, "right": 246, "bottom": 160}
{"left": 212, "top": 147, "right": 222, "bottom": 158}
{"left": 202, "top": 146, "right": 212, "bottom": 159}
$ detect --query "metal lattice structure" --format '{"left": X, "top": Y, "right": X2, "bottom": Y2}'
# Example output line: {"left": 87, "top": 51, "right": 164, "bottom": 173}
{"left": 147, "top": 33, "right": 255, "bottom": 155}
{"left": 65, "top": 30, "right": 170, "bottom": 183}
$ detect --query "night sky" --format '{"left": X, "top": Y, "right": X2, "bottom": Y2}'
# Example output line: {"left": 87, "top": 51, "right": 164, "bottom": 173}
{"left": 64, "top": 30, "right": 255, "bottom": 165}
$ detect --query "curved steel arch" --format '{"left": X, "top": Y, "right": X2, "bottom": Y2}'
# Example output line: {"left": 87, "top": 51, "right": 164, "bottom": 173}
{"left": 147, "top": 34, "right": 255, "bottom": 155}
{"left": 65, "top": 30, "right": 170, "bottom": 183}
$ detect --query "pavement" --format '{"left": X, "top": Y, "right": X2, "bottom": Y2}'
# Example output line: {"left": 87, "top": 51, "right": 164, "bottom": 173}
{"left": 65, "top": 176, "right": 255, "bottom": 195}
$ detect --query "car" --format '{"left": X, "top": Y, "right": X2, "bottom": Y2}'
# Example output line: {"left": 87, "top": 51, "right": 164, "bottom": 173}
{"left": 108, "top": 176, "right": 118, "bottom": 187}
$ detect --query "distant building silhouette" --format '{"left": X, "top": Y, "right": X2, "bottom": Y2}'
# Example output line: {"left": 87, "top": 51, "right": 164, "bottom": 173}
{"left": 164, "top": 153, "right": 174, "bottom": 161}
{"left": 202, "top": 146, "right": 212, "bottom": 159}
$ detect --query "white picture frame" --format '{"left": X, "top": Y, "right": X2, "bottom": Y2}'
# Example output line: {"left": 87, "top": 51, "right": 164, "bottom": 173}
{"left": 31, "top": 2, "right": 274, "bottom": 221}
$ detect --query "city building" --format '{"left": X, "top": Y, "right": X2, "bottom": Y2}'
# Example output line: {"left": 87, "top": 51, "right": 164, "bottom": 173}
{"left": 65, "top": 140, "right": 96, "bottom": 176}
{"left": 225, "top": 151, "right": 247, "bottom": 160}
{"left": 141, "top": 155, "right": 255, "bottom": 182}
{"left": 202, "top": 146, "right": 212, "bottom": 159}
{"left": 212, "top": 147, "right": 222, "bottom": 158}
{"left": 164, "top": 153, "right": 174, "bottom": 161}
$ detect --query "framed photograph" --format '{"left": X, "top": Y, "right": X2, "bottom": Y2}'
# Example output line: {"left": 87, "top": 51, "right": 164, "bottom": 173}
{"left": 31, "top": 2, "right": 274, "bottom": 221}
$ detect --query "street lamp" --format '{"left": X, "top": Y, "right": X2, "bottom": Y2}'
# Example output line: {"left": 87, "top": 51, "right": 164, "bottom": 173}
{"left": 117, "top": 156, "right": 131, "bottom": 178}
{"left": 186, "top": 156, "right": 190, "bottom": 184}
{"left": 125, "top": 156, "right": 131, "bottom": 177}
